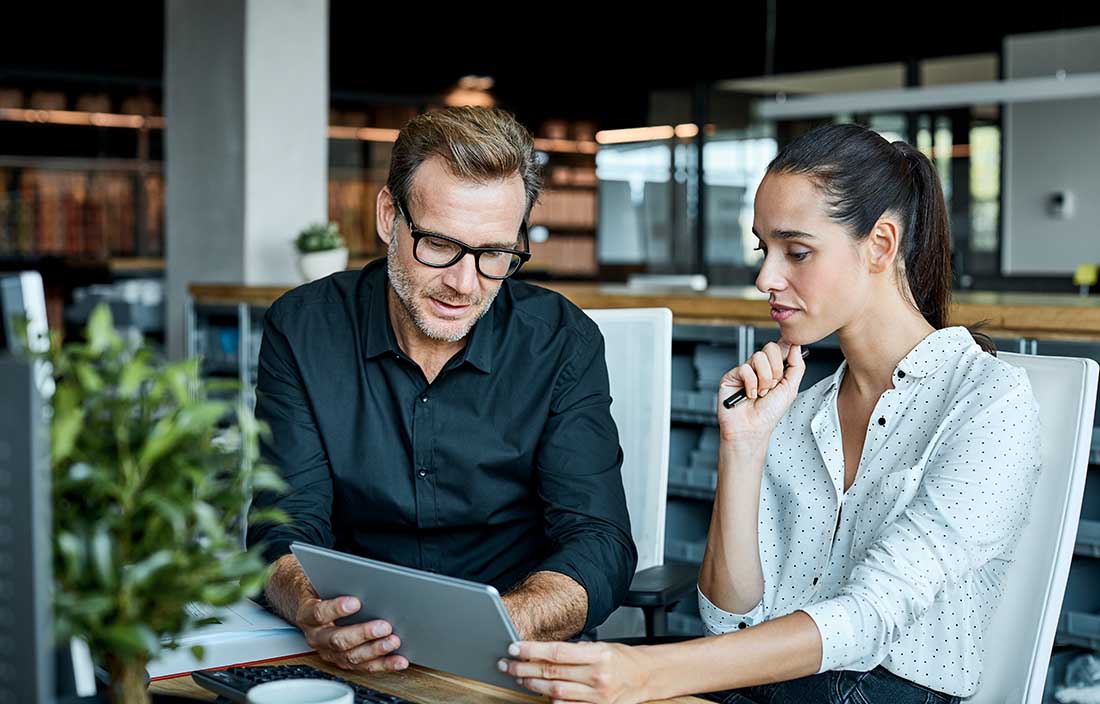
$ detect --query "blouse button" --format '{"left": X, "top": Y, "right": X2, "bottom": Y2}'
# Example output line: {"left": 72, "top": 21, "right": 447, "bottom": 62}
{"left": 738, "top": 621, "right": 748, "bottom": 630}
{"left": 897, "top": 370, "right": 906, "bottom": 379}
{"left": 877, "top": 416, "right": 886, "bottom": 426}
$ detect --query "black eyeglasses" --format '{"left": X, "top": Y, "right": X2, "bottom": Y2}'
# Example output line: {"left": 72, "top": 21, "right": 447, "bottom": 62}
{"left": 394, "top": 196, "right": 531, "bottom": 280}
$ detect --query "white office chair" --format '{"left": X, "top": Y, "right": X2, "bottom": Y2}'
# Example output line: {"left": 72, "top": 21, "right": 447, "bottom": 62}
{"left": 583, "top": 308, "right": 695, "bottom": 640}
{"left": 968, "top": 352, "right": 1099, "bottom": 703}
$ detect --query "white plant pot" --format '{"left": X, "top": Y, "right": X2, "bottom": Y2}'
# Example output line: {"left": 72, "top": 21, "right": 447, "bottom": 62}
{"left": 297, "top": 247, "right": 349, "bottom": 282}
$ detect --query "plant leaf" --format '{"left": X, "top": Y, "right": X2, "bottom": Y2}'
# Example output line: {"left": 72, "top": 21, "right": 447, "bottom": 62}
{"left": 193, "top": 502, "right": 225, "bottom": 542}
{"left": 86, "top": 304, "right": 116, "bottom": 354}
{"left": 52, "top": 407, "right": 84, "bottom": 465}
{"left": 198, "top": 583, "right": 241, "bottom": 606}
{"left": 56, "top": 530, "right": 86, "bottom": 578}
{"left": 122, "top": 549, "right": 176, "bottom": 589}
{"left": 90, "top": 523, "right": 115, "bottom": 589}
{"left": 138, "top": 416, "right": 186, "bottom": 470}
{"left": 118, "top": 358, "right": 151, "bottom": 398}
{"left": 73, "top": 362, "right": 104, "bottom": 394}
{"left": 177, "top": 401, "right": 231, "bottom": 434}
{"left": 249, "top": 468, "right": 288, "bottom": 494}
{"left": 102, "top": 623, "right": 160, "bottom": 658}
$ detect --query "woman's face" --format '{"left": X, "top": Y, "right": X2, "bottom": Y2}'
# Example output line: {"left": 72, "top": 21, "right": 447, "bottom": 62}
{"left": 752, "top": 171, "right": 872, "bottom": 345}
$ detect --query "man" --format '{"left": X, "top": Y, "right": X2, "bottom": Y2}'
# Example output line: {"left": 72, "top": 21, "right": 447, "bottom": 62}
{"left": 247, "top": 106, "right": 637, "bottom": 674}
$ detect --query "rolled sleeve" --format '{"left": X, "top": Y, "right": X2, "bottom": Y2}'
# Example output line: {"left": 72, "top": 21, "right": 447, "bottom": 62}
{"left": 801, "top": 372, "right": 1041, "bottom": 672}
{"left": 534, "top": 327, "right": 638, "bottom": 632}
{"left": 246, "top": 305, "right": 336, "bottom": 564}
{"left": 698, "top": 587, "right": 765, "bottom": 636}
{"left": 800, "top": 597, "right": 861, "bottom": 672}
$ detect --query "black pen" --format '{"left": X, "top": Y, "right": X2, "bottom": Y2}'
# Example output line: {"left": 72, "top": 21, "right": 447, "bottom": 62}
{"left": 722, "top": 348, "right": 810, "bottom": 409}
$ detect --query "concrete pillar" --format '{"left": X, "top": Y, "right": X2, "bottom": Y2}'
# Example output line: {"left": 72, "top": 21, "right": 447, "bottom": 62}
{"left": 165, "top": 0, "right": 328, "bottom": 358}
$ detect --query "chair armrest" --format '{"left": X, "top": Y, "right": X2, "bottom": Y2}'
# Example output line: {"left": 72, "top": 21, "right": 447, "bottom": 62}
{"left": 623, "top": 563, "right": 699, "bottom": 609}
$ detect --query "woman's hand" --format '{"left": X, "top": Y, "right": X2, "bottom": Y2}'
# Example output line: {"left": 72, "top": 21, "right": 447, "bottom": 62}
{"left": 717, "top": 342, "right": 805, "bottom": 448}
{"left": 500, "top": 640, "right": 654, "bottom": 704}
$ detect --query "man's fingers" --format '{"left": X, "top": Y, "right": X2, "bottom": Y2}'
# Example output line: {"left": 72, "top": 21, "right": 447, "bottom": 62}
{"left": 324, "top": 647, "right": 408, "bottom": 673}
{"left": 317, "top": 620, "right": 392, "bottom": 651}
{"left": 339, "top": 635, "right": 401, "bottom": 665}
{"left": 301, "top": 596, "right": 359, "bottom": 626}
{"left": 370, "top": 655, "right": 409, "bottom": 673}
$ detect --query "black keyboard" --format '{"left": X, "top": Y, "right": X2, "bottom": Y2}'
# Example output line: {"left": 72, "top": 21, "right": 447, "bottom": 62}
{"left": 192, "top": 664, "right": 416, "bottom": 704}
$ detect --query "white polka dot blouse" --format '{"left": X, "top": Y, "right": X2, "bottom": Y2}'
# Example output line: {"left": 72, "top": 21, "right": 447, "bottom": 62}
{"left": 698, "top": 326, "right": 1042, "bottom": 697}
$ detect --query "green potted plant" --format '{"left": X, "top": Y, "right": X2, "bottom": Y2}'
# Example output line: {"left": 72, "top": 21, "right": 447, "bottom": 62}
{"left": 295, "top": 222, "right": 348, "bottom": 282}
{"left": 47, "top": 305, "right": 286, "bottom": 704}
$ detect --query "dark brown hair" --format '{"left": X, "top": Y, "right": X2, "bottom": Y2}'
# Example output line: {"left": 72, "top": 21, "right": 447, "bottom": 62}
{"left": 768, "top": 123, "right": 994, "bottom": 354}
{"left": 386, "top": 106, "right": 542, "bottom": 219}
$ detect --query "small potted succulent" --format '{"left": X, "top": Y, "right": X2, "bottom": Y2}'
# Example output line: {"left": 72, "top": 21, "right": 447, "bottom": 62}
{"left": 46, "top": 305, "right": 286, "bottom": 704}
{"left": 295, "top": 222, "right": 348, "bottom": 282}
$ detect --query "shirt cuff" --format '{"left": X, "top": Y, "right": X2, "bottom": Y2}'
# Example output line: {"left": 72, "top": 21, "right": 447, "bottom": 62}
{"left": 799, "top": 596, "right": 860, "bottom": 673}
{"left": 535, "top": 552, "right": 609, "bottom": 634}
{"left": 697, "top": 586, "right": 765, "bottom": 636}
{"left": 258, "top": 536, "right": 295, "bottom": 566}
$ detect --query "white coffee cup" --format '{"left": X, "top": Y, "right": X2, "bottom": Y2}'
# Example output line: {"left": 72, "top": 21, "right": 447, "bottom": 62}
{"left": 245, "top": 678, "right": 355, "bottom": 704}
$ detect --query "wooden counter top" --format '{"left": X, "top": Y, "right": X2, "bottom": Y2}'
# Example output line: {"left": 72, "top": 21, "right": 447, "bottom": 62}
{"left": 150, "top": 653, "right": 707, "bottom": 703}
{"left": 189, "top": 282, "right": 1100, "bottom": 342}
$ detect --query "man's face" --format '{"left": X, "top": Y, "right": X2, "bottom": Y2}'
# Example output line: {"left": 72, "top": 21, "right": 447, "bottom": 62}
{"left": 379, "top": 156, "right": 527, "bottom": 344}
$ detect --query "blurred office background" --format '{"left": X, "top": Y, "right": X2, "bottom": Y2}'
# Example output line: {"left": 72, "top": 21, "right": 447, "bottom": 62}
{"left": 4, "top": 3, "right": 1100, "bottom": 696}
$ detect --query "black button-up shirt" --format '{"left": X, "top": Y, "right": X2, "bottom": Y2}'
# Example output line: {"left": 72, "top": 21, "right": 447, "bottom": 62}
{"left": 247, "top": 259, "right": 637, "bottom": 632}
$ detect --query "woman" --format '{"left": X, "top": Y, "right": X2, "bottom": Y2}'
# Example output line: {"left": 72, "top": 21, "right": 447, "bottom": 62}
{"left": 499, "top": 123, "right": 1042, "bottom": 704}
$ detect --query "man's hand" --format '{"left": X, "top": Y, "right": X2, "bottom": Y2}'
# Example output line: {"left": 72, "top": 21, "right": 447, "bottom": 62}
{"left": 295, "top": 596, "right": 408, "bottom": 673}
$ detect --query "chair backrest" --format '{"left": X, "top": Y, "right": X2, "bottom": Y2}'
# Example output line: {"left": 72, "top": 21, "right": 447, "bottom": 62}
{"left": 583, "top": 308, "right": 673, "bottom": 573}
{"left": 969, "top": 352, "right": 1099, "bottom": 703}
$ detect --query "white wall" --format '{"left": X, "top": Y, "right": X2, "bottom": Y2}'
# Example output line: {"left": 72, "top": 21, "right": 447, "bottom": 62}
{"left": 1003, "top": 27, "right": 1100, "bottom": 275}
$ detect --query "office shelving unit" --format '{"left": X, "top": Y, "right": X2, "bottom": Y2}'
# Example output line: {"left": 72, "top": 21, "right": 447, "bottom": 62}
{"left": 0, "top": 103, "right": 603, "bottom": 285}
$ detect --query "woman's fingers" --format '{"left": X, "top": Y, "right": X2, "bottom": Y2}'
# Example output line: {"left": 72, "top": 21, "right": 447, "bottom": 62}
{"left": 507, "top": 641, "right": 609, "bottom": 665}
{"left": 763, "top": 343, "right": 786, "bottom": 383}
{"left": 720, "top": 343, "right": 807, "bottom": 404}
{"left": 784, "top": 344, "right": 806, "bottom": 387}
{"left": 500, "top": 658, "right": 593, "bottom": 683}
{"left": 516, "top": 676, "right": 596, "bottom": 702}
{"left": 750, "top": 351, "right": 773, "bottom": 395}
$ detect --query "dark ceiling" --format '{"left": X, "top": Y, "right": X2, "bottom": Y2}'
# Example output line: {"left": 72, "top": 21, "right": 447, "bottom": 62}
{"left": 3, "top": 1, "right": 1100, "bottom": 128}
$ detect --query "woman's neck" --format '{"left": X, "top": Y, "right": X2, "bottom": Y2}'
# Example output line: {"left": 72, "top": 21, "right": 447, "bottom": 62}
{"left": 836, "top": 294, "right": 936, "bottom": 401}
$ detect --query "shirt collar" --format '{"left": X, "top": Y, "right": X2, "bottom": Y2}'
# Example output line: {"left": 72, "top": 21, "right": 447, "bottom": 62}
{"left": 822, "top": 326, "right": 975, "bottom": 392}
{"left": 895, "top": 326, "right": 974, "bottom": 379}
{"left": 362, "top": 258, "right": 495, "bottom": 374}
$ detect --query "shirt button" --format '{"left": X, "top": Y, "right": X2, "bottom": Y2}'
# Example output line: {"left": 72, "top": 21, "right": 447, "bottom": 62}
{"left": 737, "top": 621, "right": 748, "bottom": 630}
{"left": 417, "top": 468, "right": 428, "bottom": 478}
{"left": 897, "top": 370, "right": 905, "bottom": 379}
{"left": 812, "top": 577, "right": 819, "bottom": 586}
{"left": 877, "top": 416, "right": 886, "bottom": 426}
{"left": 420, "top": 396, "right": 428, "bottom": 403}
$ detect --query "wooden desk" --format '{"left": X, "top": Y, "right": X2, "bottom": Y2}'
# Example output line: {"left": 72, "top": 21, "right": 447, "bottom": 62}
{"left": 150, "top": 654, "right": 708, "bottom": 703}
{"left": 188, "top": 282, "right": 1100, "bottom": 342}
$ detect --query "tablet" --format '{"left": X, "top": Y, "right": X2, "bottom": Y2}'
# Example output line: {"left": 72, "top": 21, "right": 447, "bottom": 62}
{"left": 290, "top": 542, "right": 525, "bottom": 694}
